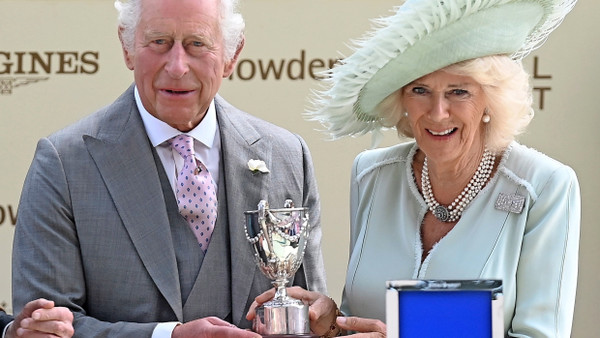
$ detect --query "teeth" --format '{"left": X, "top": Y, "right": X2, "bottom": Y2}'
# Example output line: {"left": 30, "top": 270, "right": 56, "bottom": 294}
{"left": 429, "top": 128, "right": 454, "bottom": 136}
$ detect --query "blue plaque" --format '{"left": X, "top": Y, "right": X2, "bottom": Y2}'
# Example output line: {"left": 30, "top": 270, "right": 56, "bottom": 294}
{"left": 386, "top": 280, "right": 503, "bottom": 338}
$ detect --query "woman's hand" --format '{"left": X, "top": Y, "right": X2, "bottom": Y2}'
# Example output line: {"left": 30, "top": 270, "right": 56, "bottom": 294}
{"left": 246, "top": 286, "right": 339, "bottom": 336}
{"left": 338, "top": 316, "right": 386, "bottom": 337}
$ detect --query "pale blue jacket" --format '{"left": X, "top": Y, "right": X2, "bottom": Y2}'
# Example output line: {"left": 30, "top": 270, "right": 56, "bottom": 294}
{"left": 341, "top": 141, "right": 580, "bottom": 337}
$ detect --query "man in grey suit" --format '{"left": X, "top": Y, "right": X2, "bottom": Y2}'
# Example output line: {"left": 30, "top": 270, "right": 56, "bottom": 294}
{"left": 11, "top": 0, "right": 327, "bottom": 337}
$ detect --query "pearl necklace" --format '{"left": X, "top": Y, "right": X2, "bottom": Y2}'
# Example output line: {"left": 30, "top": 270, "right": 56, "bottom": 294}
{"left": 421, "top": 149, "right": 495, "bottom": 222}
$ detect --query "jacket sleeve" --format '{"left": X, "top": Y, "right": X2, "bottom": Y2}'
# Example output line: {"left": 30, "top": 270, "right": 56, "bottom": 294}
{"left": 340, "top": 151, "right": 366, "bottom": 316}
{"left": 12, "top": 138, "right": 158, "bottom": 337}
{"left": 509, "top": 165, "right": 580, "bottom": 337}
{"left": 293, "top": 135, "right": 327, "bottom": 295}
{"left": 1, "top": 309, "right": 13, "bottom": 334}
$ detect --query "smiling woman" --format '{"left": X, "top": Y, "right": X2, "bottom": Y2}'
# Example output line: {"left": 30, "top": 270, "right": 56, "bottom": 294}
{"left": 401, "top": 70, "right": 489, "bottom": 169}
{"left": 390, "top": 55, "right": 533, "bottom": 154}
{"left": 284, "top": 0, "right": 581, "bottom": 336}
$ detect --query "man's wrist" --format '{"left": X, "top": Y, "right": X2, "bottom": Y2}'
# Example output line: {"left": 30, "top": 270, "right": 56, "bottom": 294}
{"left": 151, "top": 321, "right": 181, "bottom": 338}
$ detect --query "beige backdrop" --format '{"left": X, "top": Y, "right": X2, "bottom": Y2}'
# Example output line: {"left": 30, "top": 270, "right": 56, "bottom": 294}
{"left": 1, "top": 0, "right": 598, "bottom": 336}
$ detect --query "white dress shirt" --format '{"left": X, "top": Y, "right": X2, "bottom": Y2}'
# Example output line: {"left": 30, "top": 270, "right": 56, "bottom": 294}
{"left": 135, "top": 87, "right": 222, "bottom": 337}
{"left": 136, "top": 87, "right": 221, "bottom": 194}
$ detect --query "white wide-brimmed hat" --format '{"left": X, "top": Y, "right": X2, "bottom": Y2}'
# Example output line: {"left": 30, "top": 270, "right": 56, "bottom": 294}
{"left": 306, "top": 0, "right": 577, "bottom": 139}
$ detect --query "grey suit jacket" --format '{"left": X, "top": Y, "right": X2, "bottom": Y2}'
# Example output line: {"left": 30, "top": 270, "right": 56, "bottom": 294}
{"left": 12, "top": 85, "right": 327, "bottom": 337}
{"left": 0, "top": 308, "right": 12, "bottom": 333}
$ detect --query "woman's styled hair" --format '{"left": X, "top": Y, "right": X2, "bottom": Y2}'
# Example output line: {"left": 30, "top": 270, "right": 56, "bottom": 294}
{"left": 114, "top": 0, "right": 245, "bottom": 62}
{"left": 379, "top": 55, "right": 534, "bottom": 153}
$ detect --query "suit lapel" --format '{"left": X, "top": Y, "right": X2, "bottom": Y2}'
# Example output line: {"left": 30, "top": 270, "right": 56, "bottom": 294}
{"left": 81, "top": 92, "right": 274, "bottom": 324}
{"left": 215, "top": 96, "right": 271, "bottom": 325}
{"left": 83, "top": 87, "right": 184, "bottom": 320}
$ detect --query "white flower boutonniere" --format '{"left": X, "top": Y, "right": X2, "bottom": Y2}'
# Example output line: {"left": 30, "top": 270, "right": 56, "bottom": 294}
{"left": 248, "top": 159, "right": 270, "bottom": 173}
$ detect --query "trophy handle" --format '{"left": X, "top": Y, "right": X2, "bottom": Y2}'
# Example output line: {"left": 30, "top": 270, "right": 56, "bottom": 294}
{"left": 258, "top": 200, "right": 277, "bottom": 263}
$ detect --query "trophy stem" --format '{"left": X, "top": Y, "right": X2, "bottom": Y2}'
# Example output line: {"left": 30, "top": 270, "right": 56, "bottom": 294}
{"left": 273, "top": 278, "right": 289, "bottom": 302}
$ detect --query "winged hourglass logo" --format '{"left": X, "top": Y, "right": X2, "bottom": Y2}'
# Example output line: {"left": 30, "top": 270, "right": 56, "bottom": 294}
{"left": 0, "top": 77, "right": 49, "bottom": 95}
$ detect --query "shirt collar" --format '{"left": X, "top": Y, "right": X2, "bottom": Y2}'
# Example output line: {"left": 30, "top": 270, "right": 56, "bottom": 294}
{"left": 135, "top": 86, "right": 218, "bottom": 148}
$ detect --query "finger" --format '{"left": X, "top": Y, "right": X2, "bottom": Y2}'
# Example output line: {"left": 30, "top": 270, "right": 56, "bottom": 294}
{"left": 246, "top": 301, "right": 259, "bottom": 321}
{"left": 284, "top": 287, "right": 318, "bottom": 304}
{"left": 191, "top": 319, "right": 261, "bottom": 338}
{"left": 337, "top": 316, "right": 386, "bottom": 334}
{"left": 27, "top": 298, "right": 54, "bottom": 310}
{"left": 33, "top": 298, "right": 55, "bottom": 311}
{"left": 307, "top": 295, "right": 336, "bottom": 317}
{"left": 19, "top": 332, "right": 73, "bottom": 338}
{"left": 345, "top": 333, "right": 386, "bottom": 338}
{"left": 20, "top": 318, "right": 74, "bottom": 337}
{"left": 32, "top": 307, "right": 73, "bottom": 322}
{"left": 18, "top": 299, "right": 49, "bottom": 319}
{"left": 203, "top": 316, "right": 237, "bottom": 327}
{"left": 210, "top": 326, "right": 262, "bottom": 338}
{"left": 15, "top": 328, "right": 36, "bottom": 337}
{"left": 253, "top": 288, "right": 276, "bottom": 304}
{"left": 247, "top": 288, "right": 277, "bottom": 321}
{"left": 247, "top": 288, "right": 281, "bottom": 321}
{"left": 307, "top": 300, "right": 334, "bottom": 322}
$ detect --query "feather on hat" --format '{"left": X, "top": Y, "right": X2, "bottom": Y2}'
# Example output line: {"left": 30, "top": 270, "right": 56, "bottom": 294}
{"left": 306, "top": 0, "right": 577, "bottom": 139}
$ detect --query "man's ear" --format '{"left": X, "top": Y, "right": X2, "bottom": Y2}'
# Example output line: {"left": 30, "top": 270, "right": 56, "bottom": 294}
{"left": 223, "top": 36, "right": 245, "bottom": 78}
{"left": 118, "top": 26, "right": 135, "bottom": 70}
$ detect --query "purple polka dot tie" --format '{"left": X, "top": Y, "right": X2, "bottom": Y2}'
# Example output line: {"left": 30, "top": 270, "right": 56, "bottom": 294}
{"left": 169, "top": 135, "right": 218, "bottom": 253}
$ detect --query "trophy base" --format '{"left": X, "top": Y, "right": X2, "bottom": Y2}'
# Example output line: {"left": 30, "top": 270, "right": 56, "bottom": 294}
{"left": 254, "top": 300, "right": 313, "bottom": 336}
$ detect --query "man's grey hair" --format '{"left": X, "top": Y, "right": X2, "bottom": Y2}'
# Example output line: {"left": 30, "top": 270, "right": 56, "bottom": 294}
{"left": 114, "top": 0, "right": 245, "bottom": 61}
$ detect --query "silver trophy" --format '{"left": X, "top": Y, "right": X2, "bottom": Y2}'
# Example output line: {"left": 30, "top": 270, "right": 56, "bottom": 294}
{"left": 244, "top": 199, "right": 315, "bottom": 337}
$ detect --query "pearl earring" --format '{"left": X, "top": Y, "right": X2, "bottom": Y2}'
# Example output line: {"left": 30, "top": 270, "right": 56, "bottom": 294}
{"left": 403, "top": 112, "right": 408, "bottom": 117}
{"left": 482, "top": 109, "right": 491, "bottom": 123}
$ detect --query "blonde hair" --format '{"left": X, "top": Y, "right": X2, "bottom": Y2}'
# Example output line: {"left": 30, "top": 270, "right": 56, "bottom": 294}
{"left": 380, "top": 55, "right": 534, "bottom": 153}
